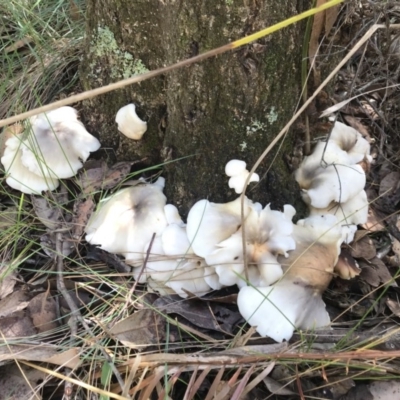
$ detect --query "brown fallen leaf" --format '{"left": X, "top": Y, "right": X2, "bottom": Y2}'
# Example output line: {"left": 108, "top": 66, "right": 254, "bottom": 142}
{"left": 27, "top": 292, "right": 59, "bottom": 333}
{"left": 0, "top": 263, "right": 17, "bottom": 300}
{"left": 31, "top": 195, "right": 65, "bottom": 230}
{"left": 343, "top": 115, "right": 372, "bottom": 142}
{"left": 350, "top": 234, "right": 376, "bottom": 260}
{"left": 359, "top": 258, "right": 397, "bottom": 288}
{"left": 386, "top": 298, "right": 400, "bottom": 318}
{"left": 109, "top": 308, "right": 165, "bottom": 348}
{"left": 0, "top": 311, "right": 37, "bottom": 337}
{"left": 0, "top": 290, "right": 30, "bottom": 318}
{"left": 71, "top": 197, "right": 95, "bottom": 238}
{"left": 153, "top": 295, "right": 241, "bottom": 333}
{"left": 77, "top": 161, "right": 134, "bottom": 193}
{"left": 0, "top": 342, "right": 80, "bottom": 368}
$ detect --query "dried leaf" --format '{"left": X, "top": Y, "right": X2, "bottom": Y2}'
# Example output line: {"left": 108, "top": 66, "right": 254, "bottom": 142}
{"left": 0, "top": 364, "right": 45, "bottom": 400}
{"left": 0, "top": 264, "right": 17, "bottom": 300}
{"left": 263, "top": 376, "right": 296, "bottom": 396}
{"left": 31, "top": 196, "right": 63, "bottom": 230}
{"left": 379, "top": 171, "right": 400, "bottom": 197}
{"left": 359, "top": 258, "right": 396, "bottom": 288}
{"left": 350, "top": 235, "right": 376, "bottom": 260}
{"left": 0, "top": 342, "right": 80, "bottom": 368}
{"left": 27, "top": 292, "right": 59, "bottom": 333}
{"left": 40, "top": 231, "right": 74, "bottom": 258}
{"left": 386, "top": 298, "right": 400, "bottom": 318}
{"left": 72, "top": 197, "right": 95, "bottom": 238}
{"left": 309, "top": 0, "right": 339, "bottom": 84}
{"left": 153, "top": 295, "right": 241, "bottom": 333}
{"left": 0, "top": 311, "right": 36, "bottom": 337}
{"left": 109, "top": 309, "right": 165, "bottom": 348}
{"left": 77, "top": 161, "right": 133, "bottom": 193}
{"left": 343, "top": 115, "right": 371, "bottom": 141}
{"left": 0, "top": 290, "right": 30, "bottom": 317}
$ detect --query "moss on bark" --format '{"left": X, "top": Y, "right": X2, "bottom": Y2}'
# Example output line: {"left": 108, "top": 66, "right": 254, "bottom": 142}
{"left": 80, "top": 0, "right": 311, "bottom": 217}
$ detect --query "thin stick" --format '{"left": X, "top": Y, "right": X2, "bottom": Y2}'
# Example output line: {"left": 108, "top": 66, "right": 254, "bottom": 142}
{"left": 0, "top": 0, "right": 344, "bottom": 128}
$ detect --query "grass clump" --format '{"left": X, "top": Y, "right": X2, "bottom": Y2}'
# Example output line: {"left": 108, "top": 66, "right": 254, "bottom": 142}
{"left": 0, "top": 0, "right": 85, "bottom": 119}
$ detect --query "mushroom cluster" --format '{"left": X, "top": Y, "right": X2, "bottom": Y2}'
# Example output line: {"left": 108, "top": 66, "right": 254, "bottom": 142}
{"left": 295, "top": 121, "right": 370, "bottom": 243}
{"left": 1, "top": 107, "right": 100, "bottom": 194}
{"left": 236, "top": 121, "right": 371, "bottom": 342}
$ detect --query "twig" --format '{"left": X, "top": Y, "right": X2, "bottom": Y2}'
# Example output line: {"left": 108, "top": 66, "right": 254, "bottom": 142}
{"left": 55, "top": 232, "right": 126, "bottom": 391}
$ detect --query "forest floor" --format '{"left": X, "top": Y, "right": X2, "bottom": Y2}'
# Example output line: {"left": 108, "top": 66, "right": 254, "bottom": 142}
{"left": 1, "top": 1, "right": 400, "bottom": 399}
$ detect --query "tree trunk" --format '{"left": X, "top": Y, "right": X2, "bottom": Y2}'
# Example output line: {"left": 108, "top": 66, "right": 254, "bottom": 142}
{"left": 80, "top": 0, "right": 311, "bottom": 217}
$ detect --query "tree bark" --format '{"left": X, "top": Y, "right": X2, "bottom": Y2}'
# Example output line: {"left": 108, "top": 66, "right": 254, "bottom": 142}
{"left": 80, "top": 0, "right": 311, "bottom": 217}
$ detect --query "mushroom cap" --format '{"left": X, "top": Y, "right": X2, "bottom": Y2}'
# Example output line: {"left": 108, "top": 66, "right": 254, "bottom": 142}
{"left": 225, "top": 159, "right": 259, "bottom": 194}
{"left": 203, "top": 266, "right": 224, "bottom": 290}
{"left": 295, "top": 141, "right": 351, "bottom": 189}
{"left": 186, "top": 197, "right": 255, "bottom": 258}
{"left": 330, "top": 121, "right": 370, "bottom": 164}
{"left": 228, "top": 170, "right": 260, "bottom": 194}
{"left": 164, "top": 260, "right": 211, "bottom": 298}
{"left": 204, "top": 203, "right": 294, "bottom": 287}
{"left": 85, "top": 183, "right": 168, "bottom": 260}
{"left": 164, "top": 204, "right": 185, "bottom": 226}
{"left": 225, "top": 159, "right": 247, "bottom": 176}
{"left": 302, "top": 164, "right": 366, "bottom": 209}
{"left": 237, "top": 281, "right": 330, "bottom": 342}
{"left": 115, "top": 104, "right": 147, "bottom": 140}
{"left": 21, "top": 107, "right": 100, "bottom": 179}
{"left": 309, "top": 190, "right": 368, "bottom": 226}
{"left": 161, "top": 224, "right": 193, "bottom": 256}
{"left": 142, "top": 236, "right": 186, "bottom": 282}
{"left": 284, "top": 215, "right": 342, "bottom": 288}
{"left": 1, "top": 134, "right": 59, "bottom": 194}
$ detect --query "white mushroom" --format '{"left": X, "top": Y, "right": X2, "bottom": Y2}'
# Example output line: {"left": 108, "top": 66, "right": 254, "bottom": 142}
{"left": 238, "top": 281, "right": 330, "bottom": 342}
{"left": 205, "top": 204, "right": 296, "bottom": 287}
{"left": 164, "top": 260, "right": 211, "bottom": 298}
{"left": 225, "top": 159, "right": 260, "bottom": 194}
{"left": 115, "top": 104, "right": 147, "bottom": 140}
{"left": 21, "top": 107, "right": 101, "bottom": 179}
{"left": 238, "top": 214, "right": 342, "bottom": 342}
{"left": 1, "top": 134, "right": 59, "bottom": 194}
{"left": 85, "top": 180, "right": 168, "bottom": 263}
{"left": 329, "top": 121, "right": 371, "bottom": 164}
{"left": 186, "top": 197, "right": 255, "bottom": 258}
{"left": 301, "top": 164, "right": 366, "bottom": 209}
{"left": 309, "top": 190, "right": 368, "bottom": 226}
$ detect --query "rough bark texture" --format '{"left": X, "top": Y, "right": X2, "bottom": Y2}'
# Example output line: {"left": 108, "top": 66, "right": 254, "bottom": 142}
{"left": 80, "top": 0, "right": 311, "bottom": 217}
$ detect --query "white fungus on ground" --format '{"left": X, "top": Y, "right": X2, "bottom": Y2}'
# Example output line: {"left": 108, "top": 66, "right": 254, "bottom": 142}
{"left": 238, "top": 214, "right": 342, "bottom": 342}
{"left": 1, "top": 106, "right": 100, "bottom": 194}
{"left": 225, "top": 159, "right": 259, "bottom": 194}
{"left": 85, "top": 178, "right": 168, "bottom": 263}
{"left": 115, "top": 104, "right": 147, "bottom": 140}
